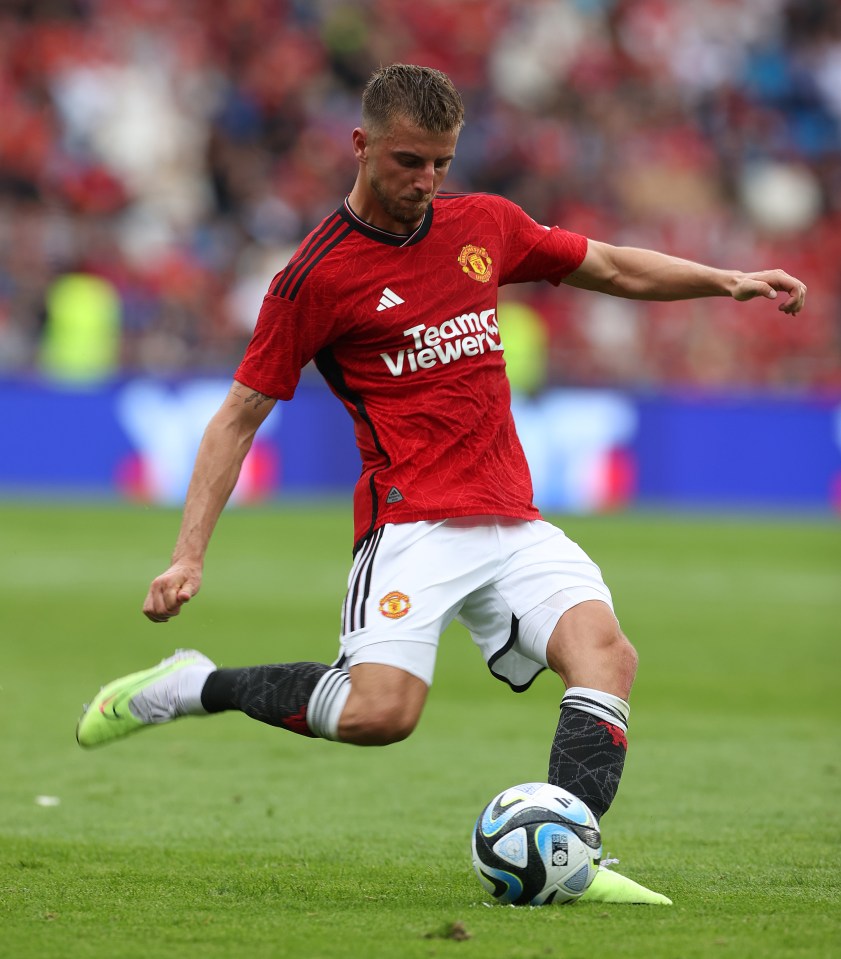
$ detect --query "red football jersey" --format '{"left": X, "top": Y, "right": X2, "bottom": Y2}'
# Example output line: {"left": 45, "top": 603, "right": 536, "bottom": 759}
{"left": 235, "top": 192, "right": 588, "bottom": 548}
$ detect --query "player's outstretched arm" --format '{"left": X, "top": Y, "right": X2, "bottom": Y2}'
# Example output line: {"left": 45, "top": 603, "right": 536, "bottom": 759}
{"left": 142, "top": 380, "right": 276, "bottom": 623}
{"left": 564, "top": 239, "right": 807, "bottom": 315}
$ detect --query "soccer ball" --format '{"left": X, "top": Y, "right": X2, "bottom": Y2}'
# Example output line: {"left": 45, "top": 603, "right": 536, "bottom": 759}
{"left": 471, "top": 782, "right": 602, "bottom": 905}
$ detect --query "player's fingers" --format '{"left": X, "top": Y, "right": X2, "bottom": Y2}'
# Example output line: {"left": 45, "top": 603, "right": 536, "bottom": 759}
{"left": 142, "top": 566, "right": 201, "bottom": 622}
{"left": 142, "top": 589, "right": 175, "bottom": 622}
{"left": 142, "top": 597, "right": 173, "bottom": 623}
{"left": 176, "top": 582, "right": 196, "bottom": 603}
{"left": 779, "top": 282, "right": 806, "bottom": 315}
{"left": 763, "top": 270, "right": 806, "bottom": 313}
{"left": 733, "top": 278, "right": 774, "bottom": 302}
{"left": 145, "top": 611, "right": 174, "bottom": 623}
{"left": 736, "top": 272, "right": 807, "bottom": 313}
{"left": 142, "top": 576, "right": 182, "bottom": 621}
{"left": 161, "top": 580, "right": 190, "bottom": 614}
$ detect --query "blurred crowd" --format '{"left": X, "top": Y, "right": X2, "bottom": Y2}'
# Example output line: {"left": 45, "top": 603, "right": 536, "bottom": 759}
{"left": 1, "top": 0, "right": 840, "bottom": 390}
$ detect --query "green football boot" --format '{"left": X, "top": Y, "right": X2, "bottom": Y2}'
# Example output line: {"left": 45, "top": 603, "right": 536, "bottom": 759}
{"left": 580, "top": 861, "right": 673, "bottom": 905}
{"left": 76, "top": 649, "right": 215, "bottom": 748}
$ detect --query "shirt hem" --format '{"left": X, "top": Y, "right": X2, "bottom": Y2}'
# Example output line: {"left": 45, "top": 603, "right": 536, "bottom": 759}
{"left": 353, "top": 505, "right": 543, "bottom": 551}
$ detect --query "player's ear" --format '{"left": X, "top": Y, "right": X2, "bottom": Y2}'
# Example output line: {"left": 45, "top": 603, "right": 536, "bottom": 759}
{"left": 352, "top": 127, "right": 369, "bottom": 162}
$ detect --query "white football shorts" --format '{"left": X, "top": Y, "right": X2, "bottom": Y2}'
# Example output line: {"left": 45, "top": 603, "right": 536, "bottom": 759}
{"left": 335, "top": 517, "right": 614, "bottom": 690}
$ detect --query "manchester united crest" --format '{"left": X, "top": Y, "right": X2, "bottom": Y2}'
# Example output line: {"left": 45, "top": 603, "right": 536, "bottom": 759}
{"left": 379, "top": 591, "right": 411, "bottom": 619}
{"left": 458, "top": 244, "right": 493, "bottom": 283}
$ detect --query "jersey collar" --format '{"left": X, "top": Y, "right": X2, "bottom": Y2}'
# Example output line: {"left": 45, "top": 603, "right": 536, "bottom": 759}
{"left": 339, "top": 197, "right": 433, "bottom": 247}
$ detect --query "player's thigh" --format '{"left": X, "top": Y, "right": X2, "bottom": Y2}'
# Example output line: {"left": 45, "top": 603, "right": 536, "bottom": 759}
{"left": 458, "top": 520, "right": 617, "bottom": 689}
{"left": 337, "top": 520, "right": 499, "bottom": 686}
{"left": 494, "top": 519, "right": 614, "bottom": 620}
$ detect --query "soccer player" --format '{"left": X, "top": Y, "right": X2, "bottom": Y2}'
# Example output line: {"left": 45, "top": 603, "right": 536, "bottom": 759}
{"left": 77, "top": 65, "right": 806, "bottom": 904}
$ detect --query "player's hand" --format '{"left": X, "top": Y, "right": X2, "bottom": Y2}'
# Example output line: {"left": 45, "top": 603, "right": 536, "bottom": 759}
{"left": 731, "top": 269, "right": 807, "bottom": 315}
{"left": 142, "top": 563, "right": 202, "bottom": 623}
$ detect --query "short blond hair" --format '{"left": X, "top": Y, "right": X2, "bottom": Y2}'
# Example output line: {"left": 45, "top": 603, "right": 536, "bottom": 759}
{"left": 361, "top": 64, "right": 465, "bottom": 136}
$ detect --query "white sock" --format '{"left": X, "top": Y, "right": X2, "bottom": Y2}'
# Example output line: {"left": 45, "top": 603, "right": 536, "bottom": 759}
{"left": 306, "top": 668, "right": 351, "bottom": 740}
{"left": 562, "top": 686, "right": 630, "bottom": 731}
{"left": 177, "top": 663, "right": 216, "bottom": 716}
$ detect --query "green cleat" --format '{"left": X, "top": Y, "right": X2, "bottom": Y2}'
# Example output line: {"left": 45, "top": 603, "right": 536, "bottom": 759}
{"left": 580, "top": 861, "right": 673, "bottom": 905}
{"left": 76, "top": 649, "right": 215, "bottom": 748}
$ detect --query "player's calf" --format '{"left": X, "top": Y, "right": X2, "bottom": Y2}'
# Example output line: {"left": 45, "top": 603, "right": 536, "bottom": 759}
{"left": 548, "top": 686, "right": 631, "bottom": 819}
{"left": 200, "top": 662, "right": 351, "bottom": 740}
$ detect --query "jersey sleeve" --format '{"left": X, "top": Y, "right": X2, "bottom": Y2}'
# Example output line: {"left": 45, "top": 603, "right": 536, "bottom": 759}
{"left": 234, "top": 280, "right": 337, "bottom": 400}
{"left": 494, "top": 196, "right": 588, "bottom": 286}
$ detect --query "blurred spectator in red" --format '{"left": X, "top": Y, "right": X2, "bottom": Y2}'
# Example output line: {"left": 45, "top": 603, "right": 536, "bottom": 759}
{"left": 0, "top": 0, "right": 838, "bottom": 390}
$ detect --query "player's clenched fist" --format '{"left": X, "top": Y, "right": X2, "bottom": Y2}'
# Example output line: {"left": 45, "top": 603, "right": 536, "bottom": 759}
{"left": 143, "top": 563, "right": 202, "bottom": 622}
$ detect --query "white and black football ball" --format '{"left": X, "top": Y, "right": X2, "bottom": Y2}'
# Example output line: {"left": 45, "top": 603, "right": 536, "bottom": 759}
{"left": 471, "top": 782, "right": 602, "bottom": 905}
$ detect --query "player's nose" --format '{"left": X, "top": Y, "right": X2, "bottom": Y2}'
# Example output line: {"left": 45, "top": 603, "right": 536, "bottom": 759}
{"left": 413, "top": 163, "right": 435, "bottom": 195}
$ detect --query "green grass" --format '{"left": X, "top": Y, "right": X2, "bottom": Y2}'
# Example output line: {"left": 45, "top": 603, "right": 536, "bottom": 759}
{"left": 1, "top": 504, "right": 839, "bottom": 959}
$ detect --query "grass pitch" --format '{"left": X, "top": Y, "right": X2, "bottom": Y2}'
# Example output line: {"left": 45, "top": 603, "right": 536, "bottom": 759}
{"left": 1, "top": 503, "right": 839, "bottom": 959}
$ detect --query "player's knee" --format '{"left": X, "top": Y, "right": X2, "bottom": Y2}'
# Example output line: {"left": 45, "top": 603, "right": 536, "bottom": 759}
{"left": 547, "top": 601, "right": 638, "bottom": 695}
{"left": 615, "top": 630, "right": 639, "bottom": 685}
{"left": 591, "top": 620, "right": 637, "bottom": 683}
{"left": 338, "top": 699, "right": 420, "bottom": 745}
{"left": 361, "top": 711, "right": 418, "bottom": 745}
{"left": 338, "top": 663, "right": 428, "bottom": 745}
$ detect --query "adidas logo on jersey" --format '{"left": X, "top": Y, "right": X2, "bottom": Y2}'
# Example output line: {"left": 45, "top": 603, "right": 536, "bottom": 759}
{"left": 377, "top": 287, "right": 405, "bottom": 311}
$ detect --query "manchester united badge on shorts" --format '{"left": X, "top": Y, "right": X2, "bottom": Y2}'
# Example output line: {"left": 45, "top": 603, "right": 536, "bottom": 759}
{"left": 379, "top": 591, "right": 411, "bottom": 619}
{"left": 458, "top": 244, "right": 493, "bottom": 283}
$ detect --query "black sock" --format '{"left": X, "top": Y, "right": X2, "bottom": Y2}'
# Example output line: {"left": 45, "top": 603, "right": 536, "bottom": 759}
{"left": 547, "top": 706, "right": 628, "bottom": 820}
{"left": 200, "top": 662, "right": 330, "bottom": 737}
